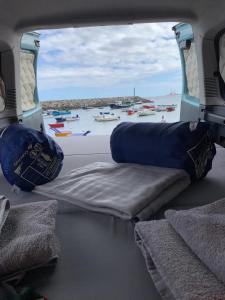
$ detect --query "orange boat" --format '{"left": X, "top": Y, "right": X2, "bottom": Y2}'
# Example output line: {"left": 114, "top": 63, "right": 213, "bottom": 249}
{"left": 127, "top": 110, "right": 135, "bottom": 115}
{"left": 49, "top": 123, "right": 64, "bottom": 128}
{"left": 55, "top": 131, "right": 72, "bottom": 137}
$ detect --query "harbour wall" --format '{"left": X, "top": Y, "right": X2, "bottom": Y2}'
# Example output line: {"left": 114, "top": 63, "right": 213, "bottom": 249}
{"left": 41, "top": 96, "right": 151, "bottom": 110}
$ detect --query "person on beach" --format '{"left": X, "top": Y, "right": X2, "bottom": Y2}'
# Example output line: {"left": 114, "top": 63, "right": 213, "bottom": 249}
{"left": 161, "top": 115, "right": 166, "bottom": 123}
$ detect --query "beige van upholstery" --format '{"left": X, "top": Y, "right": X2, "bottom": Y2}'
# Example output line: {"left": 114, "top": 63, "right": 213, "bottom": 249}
{"left": 219, "top": 33, "right": 225, "bottom": 83}
{"left": 183, "top": 42, "right": 199, "bottom": 98}
{"left": 0, "top": 77, "right": 5, "bottom": 112}
{"left": 20, "top": 51, "right": 36, "bottom": 112}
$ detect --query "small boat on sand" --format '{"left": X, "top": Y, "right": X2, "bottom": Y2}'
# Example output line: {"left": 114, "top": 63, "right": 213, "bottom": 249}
{"left": 49, "top": 123, "right": 64, "bottom": 128}
{"left": 50, "top": 127, "right": 90, "bottom": 137}
{"left": 55, "top": 131, "right": 72, "bottom": 137}
{"left": 72, "top": 130, "right": 91, "bottom": 136}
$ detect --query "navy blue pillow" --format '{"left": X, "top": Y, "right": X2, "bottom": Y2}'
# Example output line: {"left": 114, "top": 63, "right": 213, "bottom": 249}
{"left": 110, "top": 121, "right": 216, "bottom": 181}
{"left": 0, "top": 123, "right": 64, "bottom": 191}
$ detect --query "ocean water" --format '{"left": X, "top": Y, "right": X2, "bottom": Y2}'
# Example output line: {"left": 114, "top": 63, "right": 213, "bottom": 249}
{"left": 43, "top": 94, "right": 181, "bottom": 137}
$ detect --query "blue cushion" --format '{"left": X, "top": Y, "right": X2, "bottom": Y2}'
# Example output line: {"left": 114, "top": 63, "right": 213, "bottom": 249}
{"left": 0, "top": 124, "right": 64, "bottom": 191}
{"left": 110, "top": 121, "right": 216, "bottom": 181}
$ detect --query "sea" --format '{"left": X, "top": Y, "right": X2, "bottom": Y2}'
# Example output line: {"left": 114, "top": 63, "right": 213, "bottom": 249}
{"left": 43, "top": 94, "right": 181, "bottom": 137}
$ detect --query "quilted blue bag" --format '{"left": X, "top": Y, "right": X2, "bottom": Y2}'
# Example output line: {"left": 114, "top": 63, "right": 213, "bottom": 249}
{"left": 110, "top": 121, "right": 216, "bottom": 181}
{"left": 0, "top": 123, "right": 64, "bottom": 191}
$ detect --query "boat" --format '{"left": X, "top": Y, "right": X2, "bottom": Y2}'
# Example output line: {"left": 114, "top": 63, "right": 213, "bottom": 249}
{"left": 55, "top": 131, "right": 72, "bottom": 137}
{"left": 142, "top": 99, "right": 154, "bottom": 103}
{"left": 94, "top": 114, "right": 120, "bottom": 122}
{"left": 100, "top": 112, "right": 110, "bottom": 115}
{"left": 110, "top": 101, "right": 133, "bottom": 109}
{"left": 81, "top": 106, "right": 94, "bottom": 110}
{"left": 65, "top": 116, "right": 80, "bottom": 122}
{"left": 166, "top": 106, "right": 175, "bottom": 112}
{"left": 72, "top": 130, "right": 91, "bottom": 136}
{"left": 49, "top": 123, "right": 64, "bottom": 128}
{"left": 46, "top": 109, "right": 55, "bottom": 115}
{"left": 52, "top": 110, "right": 71, "bottom": 116}
{"left": 138, "top": 109, "right": 155, "bottom": 117}
{"left": 51, "top": 127, "right": 90, "bottom": 137}
{"left": 127, "top": 110, "right": 135, "bottom": 115}
{"left": 55, "top": 117, "right": 66, "bottom": 123}
{"left": 155, "top": 106, "right": 167, "bottom": 112}
{"left": 143, "top": 105, "right": 155, "bottom": 110}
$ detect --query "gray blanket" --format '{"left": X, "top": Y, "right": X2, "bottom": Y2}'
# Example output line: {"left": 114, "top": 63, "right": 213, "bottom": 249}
{"left": 34, "top": 162, "right": 190, "bottom": 220}
{"left": 0, "top": 199, "right": 59, "bottom": 280}
{"left": 135, "top": 198, "right": 225, "bottom": 300}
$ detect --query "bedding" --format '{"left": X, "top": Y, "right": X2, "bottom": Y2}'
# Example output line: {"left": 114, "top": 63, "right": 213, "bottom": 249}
{"left": 0, "top": 195, "right": 9, "bottom": 234}
{"left": 34, "top": 162, "right": 190, "bottom": 220}
{"left": 0, "top": 199, "right": 59, "bottom": 281}
{"left": 0, "top": 124, "right": 64, "bottom": 191}
{"left": 110, "top": 121, "right": 216, "bottom": 181}
{"left": 135, "top": 198, "right": 225, "bottom": 299}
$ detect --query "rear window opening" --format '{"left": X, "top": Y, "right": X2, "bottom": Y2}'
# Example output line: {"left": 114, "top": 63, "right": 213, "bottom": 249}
{"left": 22, "top": 23, "right": 184, "bottom": 137}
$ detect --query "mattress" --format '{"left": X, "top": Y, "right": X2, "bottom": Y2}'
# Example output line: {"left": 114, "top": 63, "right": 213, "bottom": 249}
{"left": 0, "top": 140, "right": 224, "bottom": 300}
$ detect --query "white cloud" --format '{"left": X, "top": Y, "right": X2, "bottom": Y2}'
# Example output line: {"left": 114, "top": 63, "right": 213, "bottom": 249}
{"left": 37, "top": 23, "right": 181, "bottom": 90}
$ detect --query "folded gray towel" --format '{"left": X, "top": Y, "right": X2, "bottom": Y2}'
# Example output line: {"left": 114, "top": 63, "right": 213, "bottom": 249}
{"left": 166, "top": 198, "right": 225, "bottom": 286}
{"left": 135, "top": 198, "right": 225, "bottom": 300}
{"left": 34, "top": 162, "right": 190, "bottom": 220}
{"left": 0, "top": 200, "right": 59, "bottom": 280}
{"left": 0, "top": 195, "right": 10, "bottom": 233}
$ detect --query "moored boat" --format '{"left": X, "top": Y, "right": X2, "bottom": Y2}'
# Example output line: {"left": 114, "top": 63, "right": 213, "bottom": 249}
{"left": 55, "top": 117, "right": 66, "bottom": 123}
{"left": 143, "top": 105, "right": 155, "bottom": 110}
{"left": 52, "top": 110, "right": 71, "bottom": 116}
{"left": 127, "top": 110, "right": 135, "bottom": 115}
{"left": 110, "top": 101, "right": 133, "bottom": 109}
{"left": 100, "top": 112, "right": 110, "bottom": 115}
{"left": 94, "top": 114, "right": 120, "bottom": 122}
{"left": 81, "top": 106, "right": 94, "bottom": 110}
{"left": 155, "top": 106, "right": 167, "bottom": 112}
{"left": 65, "top": 115, "right": 80, "bottom": 122}
{"left": 166, "top": 106, "right": 175, "bottom": 112}
{"left": 138, "top": 109, "right": 155, "bottom": 117}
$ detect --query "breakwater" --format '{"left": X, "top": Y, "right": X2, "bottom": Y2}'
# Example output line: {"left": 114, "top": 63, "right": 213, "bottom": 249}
{"left": 41, "top": 96, "right": 151, "bottom": 110}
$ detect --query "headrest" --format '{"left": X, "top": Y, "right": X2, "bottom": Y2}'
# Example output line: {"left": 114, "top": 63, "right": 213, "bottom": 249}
{"left": 0, "top": 123, "right": 64, "bottom": 191}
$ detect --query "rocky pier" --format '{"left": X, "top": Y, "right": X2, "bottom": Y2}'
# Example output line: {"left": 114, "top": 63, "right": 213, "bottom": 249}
{"left": 41, "top": 96, "right": 152, "bottom": 110}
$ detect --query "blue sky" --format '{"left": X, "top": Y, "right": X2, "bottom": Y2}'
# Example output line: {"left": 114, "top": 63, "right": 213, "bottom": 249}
{"left": 37, "top": 23, "right": 182, "bottom": 101}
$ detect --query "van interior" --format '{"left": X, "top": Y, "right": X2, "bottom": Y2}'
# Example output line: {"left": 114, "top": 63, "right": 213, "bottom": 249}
{"left": 1, "top": 1, "right": 225, "bottom": 299}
